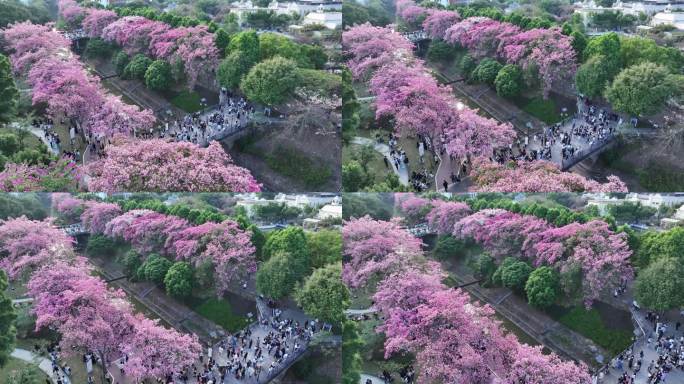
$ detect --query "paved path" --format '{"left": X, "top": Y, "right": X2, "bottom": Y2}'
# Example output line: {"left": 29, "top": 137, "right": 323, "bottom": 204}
{"left": 360, "top": 373, "right": 384, "bottom": 383}
{"left": 7, "top": 122, "right": 60, "bottom": 155}
{"left": 352, "top": 136, "right": 408, "bottom": 186}
{"left": 11, "top": 297, "right": 34, "bottom": 304}
{"left": 599, "top": 309, "right": 684, "bottom": 384}
{"left": 11, "top": 348, "right": 71, "bottom": 384}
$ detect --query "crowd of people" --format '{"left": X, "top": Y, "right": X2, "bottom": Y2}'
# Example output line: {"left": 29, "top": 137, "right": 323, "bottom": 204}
{"left": 605, "top": 311, "right": 684, "bottom": 384}
{"left": 30, "top": 117, "right": 82, "bottom": 161}
{"left": 157, "top": 89, "right": 254, "bottom": 147}
{"left": 377, "top": 132, "right": 436, "bottom": 191}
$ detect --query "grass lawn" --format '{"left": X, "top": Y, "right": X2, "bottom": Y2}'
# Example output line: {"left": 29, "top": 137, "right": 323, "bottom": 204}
{"left": 519, "top": 97, "right": 562, "bottom": 125}
{"left": 190, "top": 298, "right": 251, "bottom": 333}
{"left": 263, "top": 147, "right": 332, "bottom": 189}
{"left": 15, "top": 338, "right": 107, "bottom": 384}
{"left": 0, "top": 357, "right": 50, "bottom": 382}
{"left": 171, "top": 91, "right": 203, "bottom": 113}
{"left": 343, "top": 143, "right": 387, "bottom": 183}
{"left": 547, "top": 306, "right": 633, "bottom": 356}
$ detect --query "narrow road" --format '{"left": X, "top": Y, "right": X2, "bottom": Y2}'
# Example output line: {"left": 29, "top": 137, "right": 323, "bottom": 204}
{"left": 351, "top": 136, "right": 409, "bottom": 186}
{"left": 11, "top": 348, "right": 71, "bottom": 384}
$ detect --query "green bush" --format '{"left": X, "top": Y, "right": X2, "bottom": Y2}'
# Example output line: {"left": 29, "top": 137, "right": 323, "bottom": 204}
{"left": 471, "top": 58, "right": 503, "bottom": 85}
{"left": 164, "top": 262, "right": 194, "bottom": 298}
{"left": 433, "top": 235, "right": 465, "bottom": 260}
{"left": 525, "top": 266, "right": 559, "bottom": 308}
{"left": 427, "top": 40, "right": 457, "bottom": 62}
{"left": 85, "top": 38, "right": 113, "bottom": 58}
{"left": 119, "top": 250, "right": 142, "bottom": 278}
{"left": 112, "top": 51, "right": 129, "bottom": 75}
{"left": 140, "top": 254, "right": 173, "bottom": 285}
{"left": 494, "top": 64, "right": 522, "bottom": 98}
{"left": 144, "top": 60, "right": 173, "bottom": 91}
{"left": 123, "top": 54, "right": 153, "bottom": 80}
{"left": 86, "top": 234, "right": 117, "bottom": 256}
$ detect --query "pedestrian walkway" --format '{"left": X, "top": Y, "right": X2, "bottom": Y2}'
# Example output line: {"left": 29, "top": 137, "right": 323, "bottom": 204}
{"left": 360, "top": 373, "right": 384, "bottom": 383}
{"left": 11, "top": 348, "right": 71, "bottom": 384}
{"left": 351, "top": 136, "right": 409, "bottom": 186}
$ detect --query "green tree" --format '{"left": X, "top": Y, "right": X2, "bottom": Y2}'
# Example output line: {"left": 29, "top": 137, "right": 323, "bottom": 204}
{"left": 575, "top": 54, "right": 614, "bottom": 98}
{"left": 619, "top": 36, "right": 684, "bottom": 73}
{"left": 500, "top": 260, "right": 532, "bottom": 292}
{"left": 86, "top": 234, "right": 117, "bottom": 256}
{"left": 228, "top": 30, "right": 260, "bottom": 64}
{"left": 0, "top": 133, "right": 19, "bottom": 157}
{"left": 635, "top": 258, "right": 684, "bottom": 311}
{"left": 433, "top": 235, "right": 465, "bottom": 260}
{"left": 240, "top": 56, "right": 300, "bottom": 105}
{"left": 525, "top": 266, "right": 560, "bottom": 308}
{"left": 342, "top": 319, "right": 364, "bottom": 384}
{"left": 605, "top": 62, "right": 682, "bottom": 116}
{"left": 427, "top": 40, "right": 457, "bottom": 62}
{"left": 123, "top": 54, "right": 152, "bottom": 80}
{"left": 342, "top": 160, "right": 371, "bottom": 192}
{"left": 459, "top": 53, "right": 476, "bottom": 78}
{"left": 494, "top": 64, "right": 522, "bottom": 98}
{"left": 0, "top": 270, "right": 17, "bottom": 367}
{"left": 214, "top": 28, "right": 231, "bottom": 55}
{"left": 141, "top": 254, "right": 173, "bottom": 285}
{"left": 342, "top": 194, "right": 392, "bottom": 221}
{"left": 217, "top": 50, "right": 255, "bottom": 89}
{"left": 7, "top": 365, "right": 42, "bottom": 384}
{"left": 248, "top": 224, "right": 266, "bottom": 261}
{"left": 112, "top": 51, "right": 130, "bottom": 76}
{"left": 295, "top": 263, "right": 349, "bottom": 326}
{"left": 571, "top": 30, "right": 588, "bottom": 58}
{"left": 118, "top": 250, "right": 142, "bottom": 278}
{"left": 473, "top": 253, "right": 497, "bottom": 286}
{"left": 164, "top": 262, "right": 193, "bottom": 298}
{"left": 144, "top": 60, "right": 173, "bottom": 91}
{"left": 342, "top": 67, "right": 360, "bottom": 143}
{"left": 306, "top": 230, "right": 342, "bottom": 268}
{"left": 471, "top": 58, "right": 503, "bottom": 85}
{"left": 84, "top": 38, "right": 113, "bottom": 58}
{"left": 583, "top": 32, "right": 622, "bottom": 77}
{"left": 0, "top": 54, "right": 19, "bottom": 122}
{"left": 256, "top": 252, "right": 297, "bottom": 299}
{"left": 263, "top": 227, "right": 310, "bottom": 278}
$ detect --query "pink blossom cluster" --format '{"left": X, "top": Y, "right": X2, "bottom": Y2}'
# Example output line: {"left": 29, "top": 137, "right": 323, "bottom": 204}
{"left": 394, "top": 193, "right": 433, "bottom": 225}
{"left": 469, "top": 157, "right": 628, "bottom": 193}
{"left": 2, "top": 22, "right": 156, "bottom": 140}
{"left": 422, "top": 9, "right": 461, "bottom": 40}
{"left": 342, "top": 216, "right": 428, "bottom": 288}
{"left": 396, "top": 0, "right": 428, "bottom": 24}
{"left": 425, "top": 200, "right": 471, "bottom": 234}
{"left": 453, "top": 209, "right": 551, "bottom": 259}
{"left": 86, "top": 139, "right": 261, "bottom": 193}
{"left": 0, "top": 217, "right": 74, "bottom": 279}
{"left": 57, "top": 0, "right": 85, "bottom": 28}
{"left": 99, "top": 17, "right": 219, "bottom": 89}
{"left": 342, "top": 23, "right": 414, "bottom": 79}
{"left": 28, "top": 259, "right": 201, "bottom": 381}
{"left": 82, "top": 8, "right": 118, "bottom": 38}
{"left": 118, "top": 211, "right": 191, "bottom": 254}
{"left": 0, "top": 158, "right": 81, "bottom": 192}
{"left": 523, "top": 220, "right": 634, "bottom": 307}
{"left": 104, "top": 209, "right": 155, "bottom": 240}
{"left": 80, "top": 201, "right": 123, "bottom": 234}
{"left": 352, "top": 216, "right": 593, "bottom": 383}
{"left": 445, "top": 203, "right": 633, "bottom": 306}
{"left": 52, "top": 193, "right": 86, "bottom": 223}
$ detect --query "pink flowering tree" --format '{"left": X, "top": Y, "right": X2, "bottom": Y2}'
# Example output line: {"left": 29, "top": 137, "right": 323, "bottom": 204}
{"left": 82, "top": 9, "right": 118, "bottom": 38}
{"left": 86, "top": 139, "right": 260, "bottom": 193}
{"left": 395, "top": 194, "right": 433, "bottom": 225}
{"left": 469, "top": 157, "right": 627, "bottom": 193}
{"left": 506, "top": 344, "right": 592, "bottom": 384}
{"left": 27, "top": 56, "right": 104, "bottom": 126}
{"left": 57, "top": 0, "right": 85, "bottom": 29}
{"left": 102, "top": 16, "right": 168, "bottom": 55}
{"left": 81, "top": 201, "right": 123, "bottom": 234}
{"left": 0, "top": 217, "right": 74, "bottom": 280}
{"left": 422, "top": 9, "right": 461, "bottom": 40}
{"left": 524, "top": 220, "right": 633, "bottom": 307}
{"left": 104, "top": 209, "right": 154, "bottom": 240}
{"left": 342, "top": 23, "right": 414, "bottom": 79}
{"left": 2, "top": 21, "right": 71, "bottom": 74}
{"left": 453, "top": 210, "right": 550, "bottom": 260}
{"left": 0, "top": 158, "right": 81, "bottom": 192}
{"left": 396, "top": 0, "right": 428, "bottom": 27}
{"left": 342, "top": 216, "right": 426, "bottom": 288}
{"left": 171, "top": 26, "right": 220, "bottom": 89}
{"left": 121, "top": 211, "right": 190, "bottom": 254}
{"left": 167, "top": 220, "right": 256, "bottom": 295}
{"left": 444, "top": 107, "right": 515, "bottom": 160}
{"left": 122, "top": 315, "right": 202, "bottom": 381}
{"left": 88, "top": 95, "right": 156, "bottom": 137}
{"left": 52, "top": 194, "right": 86, "bottom": 224}
{"left": 425, "top": 200, "right": 471, "bottom": 234}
